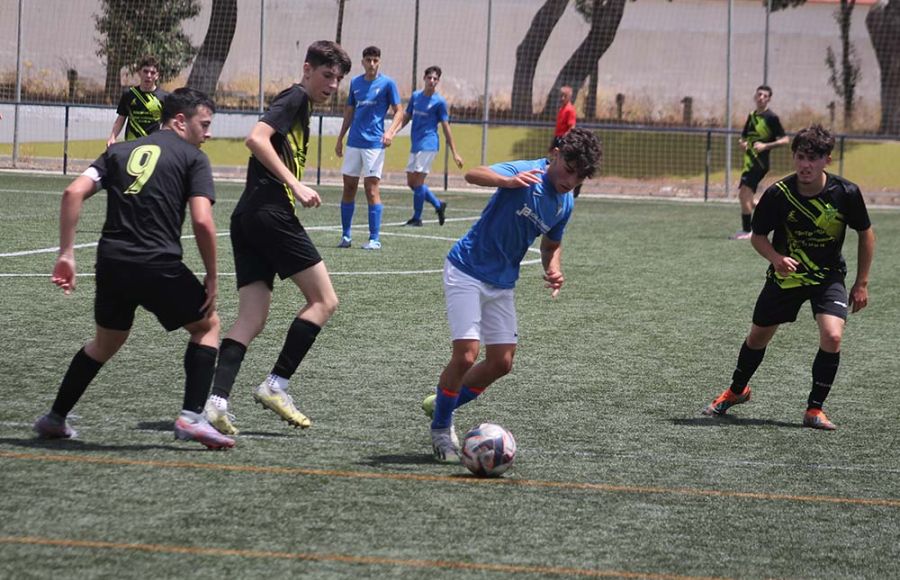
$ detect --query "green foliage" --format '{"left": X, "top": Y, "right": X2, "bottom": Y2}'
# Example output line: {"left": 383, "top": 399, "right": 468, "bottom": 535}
{"left": 94, "top": 0, "right": 201, "bottom": 82}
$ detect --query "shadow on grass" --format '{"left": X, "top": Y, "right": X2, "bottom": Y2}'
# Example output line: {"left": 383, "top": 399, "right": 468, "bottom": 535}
{"left": 359, "top": 453, "right": 438, "bottom": 467}
{"left": 671, "top": 416, "right": 803, "bottom": 429}
{"left": 137, "top": 420, "right": 292, "bottom": 438}
{"left": 0, "top": 436, "right": 184, "bottom": 452}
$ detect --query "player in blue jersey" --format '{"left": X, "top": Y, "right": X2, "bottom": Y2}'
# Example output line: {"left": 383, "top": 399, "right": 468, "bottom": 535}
{"left": 424, "top": 128, "right": 602, "bottom": 462}
{"left": 385, "top": 66, "right": 463, "bottom": 227}
{"left": 334, "top": 46, "right": 404, "bottom": 250}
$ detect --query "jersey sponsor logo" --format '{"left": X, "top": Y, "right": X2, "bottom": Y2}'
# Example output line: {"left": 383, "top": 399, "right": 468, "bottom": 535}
{"left": 787, "top": 210, "right": 798, "bottom": 223}
{"left": 516, "top": 204, "right": 550, "bottom": 234}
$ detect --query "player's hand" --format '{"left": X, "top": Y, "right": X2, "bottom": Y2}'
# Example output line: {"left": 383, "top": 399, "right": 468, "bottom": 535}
{"left": 753, "top": 142, "right": 767, "bottom": 153}
{"left": 505, "top": 169, "right": 544, "bottom": 189}
{"left": 293, "top": 183, "right": 322, "bottom": 208}
{"left": 334, "top": 141, "right": 343, "bottom": 158}
{"left": 772, "top": 255, "right": 799, "bottom": 277}
{"left": 453, "top": 154, "right": 464, "bottom": 169}
{"left": 51, "top": 254, "right": 76, "bottom": 294}
{"left": 849, "top": 281, "right": 868, "bottom": 313}
{"left": 543, "top": 269, "right": 564, "bottom": 299}
{"left": 382, "top": 134, "right": 393, "bottom": 147}
{"left": 200, "top": 275, "right": 218, "bottom": 316}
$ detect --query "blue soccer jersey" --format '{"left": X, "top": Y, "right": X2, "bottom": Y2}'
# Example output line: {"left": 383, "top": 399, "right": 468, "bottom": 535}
{"left": 346, "top": 74, "right": 401, "bottom": 149}
{"left": 447, "top": 158, "right": 574, "bottom": 289}
{"left": 408, "top": 90, "right": 449, "bottom": 153}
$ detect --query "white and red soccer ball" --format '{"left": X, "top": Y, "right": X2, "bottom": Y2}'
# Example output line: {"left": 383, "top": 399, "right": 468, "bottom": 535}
{"left": 461, "top": 423, "right": 516, "bottom": 477}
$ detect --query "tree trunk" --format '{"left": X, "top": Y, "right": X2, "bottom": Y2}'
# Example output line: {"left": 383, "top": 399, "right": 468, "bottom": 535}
{"left": 542, "top": 0, "right": 627, "bottom": 117}
{"left": 510, "top": 0, "right": 568, "bottom": 118}
{"left": 187, "top": 0, "right": 237, "bottom": 97}
{"left": 866, "top": 0, "right": 900, "bottom": 134}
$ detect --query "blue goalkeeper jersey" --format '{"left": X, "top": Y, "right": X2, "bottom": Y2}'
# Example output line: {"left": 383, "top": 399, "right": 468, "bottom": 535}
{"left": 408, "top": 90, "right": 449, "bottom": 152}
{"left": 346, "top": 73, "right": 401, "bottom": 149}
{"left": 448, "top": 158, "right": 574, "bottom": 289}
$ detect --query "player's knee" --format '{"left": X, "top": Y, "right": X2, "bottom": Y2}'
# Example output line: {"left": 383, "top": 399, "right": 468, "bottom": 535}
{"left": 820, "top": 332, "right": 842, "bottom": 352}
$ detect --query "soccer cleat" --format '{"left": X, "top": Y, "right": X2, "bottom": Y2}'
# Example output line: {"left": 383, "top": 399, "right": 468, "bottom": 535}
{"left": 803, "top": 408, "right": 836, "bottom": 430}
{"left": 729, "top": 230, "right": 752, "bottom": 240}
{"left": 436, "top": 201, "right": 448, "bottom": 226}
{"left": 422, "top": 394, "right": 459, "bottom": 447}
{"left": 204, "top": 398, "right": 239, "bottom": 435}
{"left": 337, "top": 236, "right": 352, "bottom": 248}
{"left": 361, "top": 239, "right": 382, "bottom": 251}
{"left": 174, "top": 413, "right": 235, "bottom": 449}
{"left": 253, "top": 381, "right": 311, "bottom": 428}
{"left": 701, "top": 385, "right": 751, "bottom": 416}
{"left": 404, "top": 218, "right": 423, "bottom": 227}
{"left": 431, "top": 427, "right": 460, "bottom": 463}
{"left": 33, "top": 413, "right": 77, "bottom": 439}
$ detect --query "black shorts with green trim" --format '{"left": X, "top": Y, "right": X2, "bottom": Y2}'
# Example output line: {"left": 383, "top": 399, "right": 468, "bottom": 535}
{"left": 739, "top": 163, "right": 769, "bottom": 193}
{"left": 751, "top": 277, "right": 848, "bottom": 327}
{"left": 230, "top": 207, "right": 322, "bottom": 291}
{"left": 94, "top": 259, "right": 207, "bottom": 331}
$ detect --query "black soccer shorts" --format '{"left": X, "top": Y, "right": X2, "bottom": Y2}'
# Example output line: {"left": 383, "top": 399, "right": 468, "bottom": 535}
{"left": 752, "top": 277, "right": 849, "bottom": 327}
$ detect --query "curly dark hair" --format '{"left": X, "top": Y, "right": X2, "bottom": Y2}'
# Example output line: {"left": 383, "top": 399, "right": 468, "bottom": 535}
{"left": 557, "top": 127, "right": 602, "bottom": 179}
{"left": 791, "top": 124, "right": 835, "bottom": 158}
{"left": 306, "top": 41, "right": 352, "bottom": 75}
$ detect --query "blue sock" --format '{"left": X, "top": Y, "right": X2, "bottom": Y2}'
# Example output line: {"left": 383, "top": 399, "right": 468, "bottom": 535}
{"left": 422, "top": 184, "right": 441, "bottom": 209}
{"left": 455, "top": 385, "right": 485, "bottom": 409}
{"left": 431, "top": 387, "right": 459, "bottom": 429}
{"left": 368, "top": 203, "right": 383, "bottom": 241}
{"left": 340, "top": 202, "right": 355, "bottom": 239}
{"left": 411, "top": 186, "right": 426, "bottom": 220}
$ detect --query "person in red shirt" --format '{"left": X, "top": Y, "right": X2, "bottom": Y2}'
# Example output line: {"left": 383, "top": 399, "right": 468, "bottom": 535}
{"left": 550, "top": 86, "right": 580, "bottom": 197}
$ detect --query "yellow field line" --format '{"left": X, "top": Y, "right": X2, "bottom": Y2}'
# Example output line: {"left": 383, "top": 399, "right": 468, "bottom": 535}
{"left": 0, "top": 535, "right": 729, "bottom": 580}
{"left": 2, "top": 450, "right": 899, "bottom": 508}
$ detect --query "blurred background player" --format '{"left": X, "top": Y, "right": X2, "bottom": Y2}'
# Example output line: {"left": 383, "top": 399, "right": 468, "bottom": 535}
{"left": 35, "top": 87, "right": 232, "bottom": 449}
{"left": 204, "top": 41, "right": 351, "bottom": 435}
{"left": 385, "top": 65, "right": 463, "bottom": 227}
{"left": 425, "top": 127, "right": 602, "bottom": 462}
{"left": 107, "top": 55, "right": 168, "bottom": 147}
{"left": 730, "top": 85, "right": 788, "bottom": 239}
{"left": 703, "top": 124, "right": 875, "bottom": 430}
{"left": 551, "top": 86, "right": 580, "bottom": 198}
{"left": 334, "top": 46, "right": 404, "bottom": 250}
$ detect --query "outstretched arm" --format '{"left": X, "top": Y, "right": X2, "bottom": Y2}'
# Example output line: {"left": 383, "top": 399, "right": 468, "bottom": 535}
{"left": 189, "top": 196, "right": 218, "bottom": 316}
{"left": 849, "top": 227, "right": 875, "bottom": 313}
{"left": 53, "top": 174, "right": 99, "bottom": 294}
{"left": 465, "top": 165, "right": 543, "bottom": 189}
{"left": 540, "top": 236, "right": 564, "bottom": 298}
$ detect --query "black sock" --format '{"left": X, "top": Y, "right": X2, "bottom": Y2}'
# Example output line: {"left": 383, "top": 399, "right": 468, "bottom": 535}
{"left": 183, "top": 343, "right": 218, "bottom": 414}
{"left": 730, "top": 341, "right": 766, "bottom": 393}
{"left": 741, "top": 213, "right": 752, "bottom": 232}
{"left": 211, "top": 338, "right": 247, "bottom": 399}
{"left": 51, "top": 347, "right": 104, "bottom": 418}
{"left": 271, "top": 318, "right": 322, "bottom": 379}
{"left": 808, "top": 349, "right": 840, "bottom": 409}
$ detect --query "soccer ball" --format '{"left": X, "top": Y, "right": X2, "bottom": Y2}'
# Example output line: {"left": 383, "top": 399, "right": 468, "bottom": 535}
{"left": 461, "top": 423, "right": 517, "bottom": 477}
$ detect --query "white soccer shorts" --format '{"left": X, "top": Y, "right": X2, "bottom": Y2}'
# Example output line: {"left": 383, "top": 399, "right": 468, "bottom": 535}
{"left": 342, "top": 146, "right": 385, "bottom": 179}
{"left": 443, "top": 259, "right": 518, "bottom": 345}
{"left": 405, "top": 151, "right": 437, "bottom": 174}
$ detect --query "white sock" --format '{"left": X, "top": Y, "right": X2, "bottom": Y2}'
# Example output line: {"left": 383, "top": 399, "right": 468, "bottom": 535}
{"left": 267, "top": 374, "right": 289, "bottom": 391}
{"left": 209, "top": 394, "right": 228, "bottom": 411}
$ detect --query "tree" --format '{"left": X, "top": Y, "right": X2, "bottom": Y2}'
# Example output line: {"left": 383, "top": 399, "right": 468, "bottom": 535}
{"left": 825, "top": 0, "right": 861, "bottom": 131}
{"left": 542, "top": 0, "right": 628, "bottom": 117}
{"left": 866, "top": 0, "right": 900, "bottom": 134}
{"left": 187, "top": 0, "right": 238, "bottom": 97}
{"left": 510, "top": 0, "right": 569, "bottom": 118}
{"left": 95, "top": 0, "right": 201, "bottom": 102}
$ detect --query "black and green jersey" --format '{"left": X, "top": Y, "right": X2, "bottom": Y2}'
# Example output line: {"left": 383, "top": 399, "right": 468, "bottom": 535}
{"left": 116, "top": 86, "right": 168, "bottom": 141}
{"left": 740, "top": 109, "right": 785, "bottom": 174}
{"left": 752, "top": 173, "right": 871, "bottom": 289}
{"left": 235, "top": 84, "right": 311, "bottom": 215}
{"left": 92, "top": 130, "right": 215, "bottom": 264}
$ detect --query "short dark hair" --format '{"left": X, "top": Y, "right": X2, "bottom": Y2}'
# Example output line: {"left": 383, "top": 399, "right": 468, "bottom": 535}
{"left": 791, "top": 124, "right": 835, "bottom": 158}
{"left": 306, "top": 40, "right": 351, "bottom": 75}
{"left": 424, "top": 65, "right": 442, "bottom": 78}
{"left": 362, "top": 46, "right": 381, "bottom": 58}
{"left": 162, "top": 87, "right": 216, "bottom": 123}
{"left": 138, "top": 55, "right": 160, "bottom": 70}
{"left": 558, "top": 127, "right": 602, "bottom": 179}
{"left": 756, "top": 85, "right": 773, "bottom": 97}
